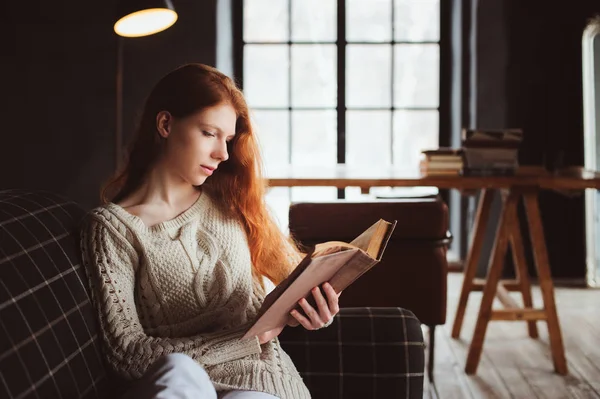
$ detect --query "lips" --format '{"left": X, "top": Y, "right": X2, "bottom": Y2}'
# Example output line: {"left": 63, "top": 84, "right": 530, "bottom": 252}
{"left": 201, "top": 165, "right": 216, "bottom": 176}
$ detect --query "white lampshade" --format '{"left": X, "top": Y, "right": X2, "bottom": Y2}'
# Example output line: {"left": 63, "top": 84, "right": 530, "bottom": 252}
{"left": 114, "top": 0, "right": 178, "bottom": 38}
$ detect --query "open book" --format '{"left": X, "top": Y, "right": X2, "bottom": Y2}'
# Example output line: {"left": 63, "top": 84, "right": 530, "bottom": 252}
{"left": 242, "top": 218, "right": 397, "bottom": 339}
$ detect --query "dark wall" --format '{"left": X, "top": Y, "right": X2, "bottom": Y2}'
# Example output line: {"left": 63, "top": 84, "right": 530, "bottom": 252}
{"left": 504, "top": 1, "right": 600, "bottom": 279}
{"left": 468, "top": 0, "right": 599, "bottom": 280}
{"left": 1, "top": 0, "right": 217, "bottom": 210}
{"left": 1, "top": 1, "right": 117, "bottom": 210}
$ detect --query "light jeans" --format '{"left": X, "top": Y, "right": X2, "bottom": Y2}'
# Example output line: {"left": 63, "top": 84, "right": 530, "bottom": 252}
{"left": 122, "top": 353, "right": 279, "bottom": 399}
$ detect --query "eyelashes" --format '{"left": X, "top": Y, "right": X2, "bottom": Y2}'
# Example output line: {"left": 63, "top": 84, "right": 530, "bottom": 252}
{"left": 202, "top": 130, "right": 234, "bottom": 143}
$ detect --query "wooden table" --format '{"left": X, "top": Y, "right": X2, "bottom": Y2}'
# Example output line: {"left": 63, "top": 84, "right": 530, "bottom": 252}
{"left": 266, "top": 164, "right": 600, "bottom": 191}
{"left": 266, "top": 164, "right": 600, "bottom": 375}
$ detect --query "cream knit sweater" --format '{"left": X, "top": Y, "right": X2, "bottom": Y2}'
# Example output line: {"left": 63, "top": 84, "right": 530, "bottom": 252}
{"left": 79, "top": 192, "right": 311, "bottom": 399}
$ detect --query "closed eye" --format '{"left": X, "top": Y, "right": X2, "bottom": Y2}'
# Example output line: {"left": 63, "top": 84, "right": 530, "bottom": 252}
{"left": 202, "top": 130, "right": 216, "bottom": 138}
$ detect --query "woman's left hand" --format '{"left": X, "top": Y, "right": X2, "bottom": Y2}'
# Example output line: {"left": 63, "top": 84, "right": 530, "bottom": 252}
{"left": 289, "top": 282, "right": 340, "bottom": 330}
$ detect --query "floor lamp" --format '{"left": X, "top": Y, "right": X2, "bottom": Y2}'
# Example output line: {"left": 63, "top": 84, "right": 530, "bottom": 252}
{"left": 113, "top": 0, "right": 178, "bottom": 171}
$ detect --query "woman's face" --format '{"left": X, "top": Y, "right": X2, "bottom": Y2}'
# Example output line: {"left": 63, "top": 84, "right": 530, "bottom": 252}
{"left": 157, "top": 102, "right": 237, "bottom": 186}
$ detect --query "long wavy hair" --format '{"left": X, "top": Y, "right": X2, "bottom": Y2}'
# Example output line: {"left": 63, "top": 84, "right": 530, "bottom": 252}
{"left": 101, "top": 63, "right": 296, "bottom": 285}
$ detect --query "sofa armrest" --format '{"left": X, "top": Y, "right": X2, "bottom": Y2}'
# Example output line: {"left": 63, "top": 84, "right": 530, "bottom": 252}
{"left": 278, "top": 307, "right": 425, "bottom": 399}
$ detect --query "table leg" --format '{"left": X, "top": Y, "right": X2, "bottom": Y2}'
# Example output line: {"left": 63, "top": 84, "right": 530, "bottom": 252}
{"left": 508, "top": 199, "right": 539, "bottom": 338}
{"left": 465, "top": 189, "right": 519, "bottom": 374}
{"left": 523, "top": 191, "right": 568, "bottom": 375}
{"left": 451, "top": 189, "right": 495, "bottom": 339}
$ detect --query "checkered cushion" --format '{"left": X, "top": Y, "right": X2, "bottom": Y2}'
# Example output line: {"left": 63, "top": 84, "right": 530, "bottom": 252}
{"left": 279, "top": 307, "right": 425, "bottom": 399}
{"left": 0, "top": 189, "right": 112, "bottom": 399}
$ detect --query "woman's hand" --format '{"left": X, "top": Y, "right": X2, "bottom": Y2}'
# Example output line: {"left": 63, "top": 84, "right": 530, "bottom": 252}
{"left": 289, "top": 282, "right": 340, "bottom": 330}
{"left": 257, "top": 325, "right": 285, "bottom": 345}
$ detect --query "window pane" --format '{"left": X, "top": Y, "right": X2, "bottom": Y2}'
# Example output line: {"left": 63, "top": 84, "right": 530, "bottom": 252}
{"left": 244, "top": 45, "right": 289, "bottom": 107}
{"left": 244, "top": 0, "right": 288, "bottom": 42}
{"left": 346, "top": 110, "right": 391, "bottom": 166}
{"left": 345, "top": 187, "right": 364, "bottom": 200}
{"left": 394, "top": 44, "right": 439, "bottom": 107}
{"left": 265, "top": 187, "right": 291, "bottom": 232}
{"left": 347, "top": 0, "right": 391, "bottom": 42}
{"left": 251, "top": 110, "right": 290, "bottom": 169}
{"left": 291, "top": 110, "right": 337, "bottom": 166}
{"left": 346, "top": 186, "right": 395, "bottom": 200}
{"left": 393, "top": 110, "right": 438, "bottom": 170}
{"left": 292, "top": 45, "right": 337, "bottom": 107}
{"left": 292, "top": 0, "right": 337, "bottom": 42}
{"left": 291, "top": 187, "right": 338, "bottom": 202}
{"left": 347, "top": 45, "right": 392, "bottom": 108}
{"left": 394, "top": 0, "right": 440, "bottom": 42}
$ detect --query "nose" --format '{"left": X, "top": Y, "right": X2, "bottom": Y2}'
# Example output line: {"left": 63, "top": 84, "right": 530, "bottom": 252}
{"left": 212, "top": 139, "right": 229, "bottom": 162}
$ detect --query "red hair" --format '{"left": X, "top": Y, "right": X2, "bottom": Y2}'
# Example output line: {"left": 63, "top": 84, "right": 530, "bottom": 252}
{"left": 102, "top": 63, "right": 296, "bottom": 285}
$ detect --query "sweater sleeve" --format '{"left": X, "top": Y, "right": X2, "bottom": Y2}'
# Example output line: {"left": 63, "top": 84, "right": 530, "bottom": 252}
{"left": 79, "top": 213, "right": 262, "bottom": 379}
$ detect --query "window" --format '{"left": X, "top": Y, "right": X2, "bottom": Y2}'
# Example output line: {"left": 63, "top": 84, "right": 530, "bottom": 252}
{"left": 239, "top": 0, "right": 441, "bottom": 230}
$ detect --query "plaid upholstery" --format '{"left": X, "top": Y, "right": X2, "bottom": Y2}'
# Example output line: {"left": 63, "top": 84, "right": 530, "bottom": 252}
{"left": 279, "top": 307, "right": 425, "bottom": 399}
{"left": 0, "top": 189, "right": 112, "bottom": 399}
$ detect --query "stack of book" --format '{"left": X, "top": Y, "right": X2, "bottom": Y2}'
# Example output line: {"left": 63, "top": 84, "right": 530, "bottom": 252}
{"left": 461, "top": 128, "right": 523, "bottom": 176}
{"left": 419, "top": 148, "right": 464, "bottom": 176}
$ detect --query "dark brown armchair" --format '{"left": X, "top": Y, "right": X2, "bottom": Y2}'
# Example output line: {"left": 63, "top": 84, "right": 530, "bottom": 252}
{"left": 289, "top": 197, "right": 451, "bottom": 381}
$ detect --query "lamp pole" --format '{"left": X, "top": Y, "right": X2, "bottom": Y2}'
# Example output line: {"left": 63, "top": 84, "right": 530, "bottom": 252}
{"left": 115, "top": 36, "right": 123, "bottom": 172}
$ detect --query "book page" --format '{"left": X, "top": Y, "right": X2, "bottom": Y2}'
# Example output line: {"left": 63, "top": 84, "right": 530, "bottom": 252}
{"left": 350, "top": 219, "right": 394, "bottom": 258}
{"left": 313, "top": 241, "right": 357, "bottom": 257}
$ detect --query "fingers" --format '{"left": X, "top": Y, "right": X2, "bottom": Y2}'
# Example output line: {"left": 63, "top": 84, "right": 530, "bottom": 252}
{"left": 299, "top": 297, "right": 323, "bottom": 326}
{"left": 312, "top": 286, "right": 331, "bottom": 322}
{"left": 289, "top": 283, "right": 340, "bottom": 331}
{"left": 292, "top": 297, "right": 326, "bottom": 330}
{"left": 290, "top": 306, "right": 312, "bottom": 329}
{"left": 322, "top": 283, "right": 340, "bottom": 315}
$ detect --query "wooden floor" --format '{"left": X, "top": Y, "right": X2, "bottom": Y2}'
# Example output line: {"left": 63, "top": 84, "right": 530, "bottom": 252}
{"left": 425, "top": 273, "right": 600, "bottom": 399}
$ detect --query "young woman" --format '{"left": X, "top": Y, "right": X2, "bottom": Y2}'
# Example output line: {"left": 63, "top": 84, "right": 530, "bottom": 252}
{"left": 80, "top": 63, "right": 339, "bottom": 399}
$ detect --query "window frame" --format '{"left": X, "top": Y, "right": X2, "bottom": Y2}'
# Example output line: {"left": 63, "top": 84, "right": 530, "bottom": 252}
{"left": 233, "top": 0, "right": 452, "bottom": 199}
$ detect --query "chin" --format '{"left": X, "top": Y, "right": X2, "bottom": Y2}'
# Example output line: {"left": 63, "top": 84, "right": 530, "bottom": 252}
{"left": 191, "top": 175, "right": 209, "bottom": 186}
{"left": 191, "top": 178, "right": 208, "bottom": 186}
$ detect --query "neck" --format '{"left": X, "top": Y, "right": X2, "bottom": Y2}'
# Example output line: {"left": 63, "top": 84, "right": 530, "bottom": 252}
{"left": 126, "top": 165, "right": 200, "bottom": 209}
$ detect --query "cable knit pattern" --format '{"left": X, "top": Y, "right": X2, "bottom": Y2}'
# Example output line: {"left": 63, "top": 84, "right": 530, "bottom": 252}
{"left": 79, "top": 192, "right": 310, "bottom": 399}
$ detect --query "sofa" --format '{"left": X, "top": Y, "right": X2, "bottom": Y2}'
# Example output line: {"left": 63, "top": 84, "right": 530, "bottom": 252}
{"left": 0, "top": 189, "right": 425, "bottom": 399}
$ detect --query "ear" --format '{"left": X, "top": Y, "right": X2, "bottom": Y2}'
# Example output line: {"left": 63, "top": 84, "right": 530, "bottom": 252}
{"left": 156, "top": 111, "right": 172, "bottom": 138}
